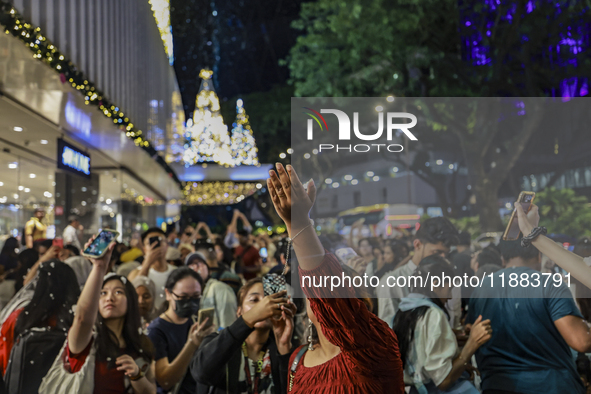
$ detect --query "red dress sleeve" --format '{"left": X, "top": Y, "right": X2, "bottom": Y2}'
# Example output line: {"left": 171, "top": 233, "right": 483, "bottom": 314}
{"left": 65, "top": 338, "right": 93, "bottom": 373}
{"left": 299, "top": 252, "right": 404, "bottom": 380}
{"left": 0, "top": 308, "right": 23, "bottom": 375}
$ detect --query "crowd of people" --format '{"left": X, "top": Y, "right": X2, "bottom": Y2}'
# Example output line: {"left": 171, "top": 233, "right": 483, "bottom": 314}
{"left": 0, "top": 165, "right": 588, "bottom": 393}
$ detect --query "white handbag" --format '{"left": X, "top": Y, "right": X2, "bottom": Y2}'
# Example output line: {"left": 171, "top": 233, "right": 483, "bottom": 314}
{"left": 38, "top": 337, "right": 96, "bottom": 394}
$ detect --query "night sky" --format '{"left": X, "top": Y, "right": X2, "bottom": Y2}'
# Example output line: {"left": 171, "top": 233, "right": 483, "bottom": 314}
{"left": 170, "top": 0, "right": 305, "bottom": 119}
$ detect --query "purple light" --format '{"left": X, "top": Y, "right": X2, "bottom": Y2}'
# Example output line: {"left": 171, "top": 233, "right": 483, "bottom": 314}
{"left": 486, "top": 30, "right": 491, "bottom": 36}
{"left": 465, "top": 21, "right": 472, "bottom": 26}
{"left": 526, "top": 0, "right": 534, "bottom": 13}
{"left": 580, "top": 80, "right": 589, "bottom": 97}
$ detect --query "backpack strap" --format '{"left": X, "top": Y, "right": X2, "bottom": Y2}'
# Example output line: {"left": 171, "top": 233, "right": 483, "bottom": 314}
{"left": 288, "top": 345, "right": 308, "bottom": 392}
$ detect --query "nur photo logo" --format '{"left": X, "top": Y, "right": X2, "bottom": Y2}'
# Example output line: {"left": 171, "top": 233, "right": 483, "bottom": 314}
{"left": 303, "top": 107, "right": 418, "bottom": 153}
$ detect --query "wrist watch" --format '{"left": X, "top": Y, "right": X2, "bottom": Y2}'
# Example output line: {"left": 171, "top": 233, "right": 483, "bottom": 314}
{"left": 130, "top": 368, "right": 145, "bottom": 381}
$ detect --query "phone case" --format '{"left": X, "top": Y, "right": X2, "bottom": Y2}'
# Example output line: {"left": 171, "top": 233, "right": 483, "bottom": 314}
{"left": 502, "top": 192, "right": 535, "bottom": 241}
{"left": 262, "top": 273, "right": 287, "bottom": 297}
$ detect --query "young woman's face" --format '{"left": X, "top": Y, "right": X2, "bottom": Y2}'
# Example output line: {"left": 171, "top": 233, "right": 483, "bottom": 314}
{"left": 383, "top": 245, "right": 395, "bottom": 264}
{"left": 99, "top": 279, "right": 128, "bottom": 319}
{"left": 237, "top": 283, "right": 271, "bottom": 329}
{"left": 136, "top": 285, "right": 154, "bottom": 319}
{"left": 358, "top": 240, "right": 372, "bottom": 257}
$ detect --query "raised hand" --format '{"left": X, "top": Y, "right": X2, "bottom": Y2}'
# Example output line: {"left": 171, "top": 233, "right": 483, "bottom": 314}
{"left": 514, "top": 202, "right": 540, "bottom": 237}
{"left": 242, "top": 290, "right": 288, "bottom": 328}
{"left": 83, "top": 236, "right": 115, "bottom": 271}
{"left": 188, "top": 318, "right": 217, "bottom": 347}
{"left": 267, "top": 163, "right": 316, "bottom": 234}
{"left": 272, "top": 301, "right": 296, "bottom": 355}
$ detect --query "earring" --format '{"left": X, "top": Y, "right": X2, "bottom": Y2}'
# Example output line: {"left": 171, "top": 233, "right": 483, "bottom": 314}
{"left": 307, "top": 318, "right": 314, "bottom": 351}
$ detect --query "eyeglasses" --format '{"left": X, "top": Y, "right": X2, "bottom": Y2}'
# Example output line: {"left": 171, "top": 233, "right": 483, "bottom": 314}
{"left": 185, "top": 232, "right": 192, "bottom": 236}
{"left": 171, "top": 291, "right": 201, "bottom": 302}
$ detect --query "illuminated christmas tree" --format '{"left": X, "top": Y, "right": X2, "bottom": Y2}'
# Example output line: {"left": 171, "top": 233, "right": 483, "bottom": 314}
{"left": 183, "top": 69, "right": 234, "bottom": 166}
{"left": 231, "top": 99, "right": 259, "bottom": 166}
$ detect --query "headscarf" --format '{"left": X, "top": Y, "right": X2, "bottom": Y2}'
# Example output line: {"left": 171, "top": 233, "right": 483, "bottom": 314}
{"left": 64, "top": 255, "right": 93, "bottom": 289}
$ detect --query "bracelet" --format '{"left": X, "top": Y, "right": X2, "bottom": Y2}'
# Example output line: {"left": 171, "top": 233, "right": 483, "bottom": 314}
{"left": 283, "top": 220, "right": 314, "bottom": 275}
{"left": 521, "top": 226, "right": 547, "bottom": 247}
{"left": 290, "top": 221, "right": 314, "bottom": 242}
{"left": 129, "top": 368, "right": 145, "bottom": 381}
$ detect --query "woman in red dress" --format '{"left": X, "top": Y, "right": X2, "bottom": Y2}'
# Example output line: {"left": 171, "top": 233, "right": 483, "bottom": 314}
{"left": 267, "top": 163, "right": 405, "bottom": 394}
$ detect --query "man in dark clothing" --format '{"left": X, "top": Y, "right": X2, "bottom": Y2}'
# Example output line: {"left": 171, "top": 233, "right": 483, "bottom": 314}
{"left": 467, "top": 240, "right": 588, "bottom": 394}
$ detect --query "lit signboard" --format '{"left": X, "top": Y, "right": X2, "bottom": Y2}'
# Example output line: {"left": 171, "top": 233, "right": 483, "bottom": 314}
{"left": 57, "top": 138, "right": 91, "bottom": 178}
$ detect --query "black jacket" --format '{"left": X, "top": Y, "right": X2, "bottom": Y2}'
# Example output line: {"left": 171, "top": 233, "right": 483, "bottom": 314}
{"left": 191, "top": 316, "right": 292, "bottom": 394}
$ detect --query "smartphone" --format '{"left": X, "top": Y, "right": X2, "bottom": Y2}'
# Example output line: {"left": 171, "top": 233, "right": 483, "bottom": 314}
{"left": 149, "top": 236, "right": 163, "bottom": 248}
{"left": 503, "top": 192, "right": 535, "bottom": 241}
{"left": 197, "top": 307, "right": 215, "bottom": 329}
{"left": 52, "top": 238, "right": 64, "bottom": 249}
{"left": 262, "top": 273, "right": 287, "bottom": 297}
{"left": 82, "top": 229, "right": 119, "bottom": 258}
{"left": 335, "top": 247, "right": 358, "bottom": 266}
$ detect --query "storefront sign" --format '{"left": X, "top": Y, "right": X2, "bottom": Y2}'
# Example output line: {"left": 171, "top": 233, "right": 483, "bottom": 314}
{"left": 57, "top": 138, "right": 91, "bottom": 178}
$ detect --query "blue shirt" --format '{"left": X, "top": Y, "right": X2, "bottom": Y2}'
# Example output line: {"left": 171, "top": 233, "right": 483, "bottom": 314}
{"left": 148, "top": 317, "right": 195, "bottom": 394}
{"left": 467, "top": 266, "right": 584, "bottom": 394}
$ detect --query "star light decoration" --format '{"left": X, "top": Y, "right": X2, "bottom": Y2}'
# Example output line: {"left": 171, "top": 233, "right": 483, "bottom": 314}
{"left": 231, "top": 99, "right": 259, "bottom": 166}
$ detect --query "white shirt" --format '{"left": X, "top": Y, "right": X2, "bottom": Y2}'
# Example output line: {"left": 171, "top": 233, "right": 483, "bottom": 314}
{"left": 403, "top": 306, "right": 457, "bottom": 387}
{"left": 377, "top": 259, "right": 418, "bottom": 326}
{"left": 201, "top": 278, "right": 238, "bottom": 329}
{"left": 136, "top": 264, "right": 177, "bottom": 310}
{"left": 63, "top": 224, "right": 82, "bottom": 251}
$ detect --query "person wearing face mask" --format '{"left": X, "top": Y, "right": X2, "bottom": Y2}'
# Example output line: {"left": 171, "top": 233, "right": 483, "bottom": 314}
{"left": 147, "top": 267, "right": 216, "bottom": 394}
{"left": 186, "top": 251, "right": 238, "bottom": 329}
{"left": 191, "top": 277, "right": 296, "bottom": 394}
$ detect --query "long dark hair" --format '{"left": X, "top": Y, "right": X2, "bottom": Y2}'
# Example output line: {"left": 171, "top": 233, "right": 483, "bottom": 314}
{"left": 14, "top": 259, "right": 80, "bottom": 337}
{"left": 0, "top": 237, "right": 19, "bottom": 258}
{"left": 14, "top": 249, "right": 40, "bottom": 292}
{"left": 96, "top": 274, "right": 154, "bottom": 365}
{"left": 392, "top": 255, "right": 455, "bottom": 365}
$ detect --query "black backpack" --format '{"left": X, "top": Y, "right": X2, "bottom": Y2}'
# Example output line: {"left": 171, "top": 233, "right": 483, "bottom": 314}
{"left": 4, "top": 328, "right": 68, "bottom": 394}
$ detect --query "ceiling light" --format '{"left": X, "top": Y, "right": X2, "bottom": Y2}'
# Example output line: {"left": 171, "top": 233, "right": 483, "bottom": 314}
{"left": 24, "top": 188, "right": 30, "bottom": 193}
{"left": 18, "top": 186, "right": 23, "bottom": 191}
{"left": 13, "top": 127, "right": 22, "bottom": 132}
{"left": 40, "top": 140, "right": 48, "bottom": 144}
{"left": 29, "top": 173, "right": 36, "bottom": 178}
{"left": 8, "top": 163, "right": 17, "bottom": 169}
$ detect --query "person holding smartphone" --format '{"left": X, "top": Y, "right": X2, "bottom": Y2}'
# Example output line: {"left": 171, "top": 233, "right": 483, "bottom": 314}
{"left": 148, "top": 267, "right": 216, "bottom": 394}
{"left": 128, "top": 228, "right": 177, "bottom": 310}
{"left": 63, "top": 237, "right": 157, "bottom": 393}
{"left": 191, "top": 277, "right": 296, "bottom": 394}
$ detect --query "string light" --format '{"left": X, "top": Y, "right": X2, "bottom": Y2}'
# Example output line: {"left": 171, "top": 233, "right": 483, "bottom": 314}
{"left": 184, "top": 69, "right": 234, "bottom": 166}
{"left": 0, "top": 1, "right": 181, "bottom": 186}
{"left": 231, "top": 99, "right": 260, "bottom": 166}
{"left": 182, "top": 181, "right": 259, "bottom": 205}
